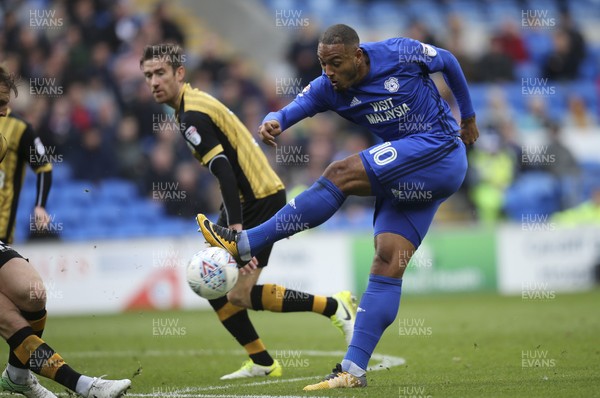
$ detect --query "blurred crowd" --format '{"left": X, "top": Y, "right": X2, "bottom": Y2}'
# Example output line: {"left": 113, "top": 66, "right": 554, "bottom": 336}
{"left": 1, "top": 0, "right": 599, "bottom": 226}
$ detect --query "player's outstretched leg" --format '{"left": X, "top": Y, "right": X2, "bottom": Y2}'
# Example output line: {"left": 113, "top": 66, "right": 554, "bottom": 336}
{"left": 197, "top": 176, "right": 347, "bottom": 265}
{"left": 196, "top": 214, "right": 244, "bottom": 264}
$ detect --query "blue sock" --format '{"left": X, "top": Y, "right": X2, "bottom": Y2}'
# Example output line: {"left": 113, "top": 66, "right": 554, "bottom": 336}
{"left": 343, "top": 274, "right": 402, "bottom": 375}
{"left": 240, "top": 176, "right": 346, "bottom": 257}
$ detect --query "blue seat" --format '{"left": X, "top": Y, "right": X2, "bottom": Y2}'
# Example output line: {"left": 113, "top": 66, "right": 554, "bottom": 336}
{"left": 504, "top": 172, "right": 561, "bottom": 221}
{"left": 99, "top": 179, "right": 138, "bottom": 205}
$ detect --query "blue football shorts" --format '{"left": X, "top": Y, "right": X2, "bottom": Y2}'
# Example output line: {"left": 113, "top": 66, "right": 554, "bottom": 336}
{"left": 359, "top": 133, "right": 467, "bottom": 248}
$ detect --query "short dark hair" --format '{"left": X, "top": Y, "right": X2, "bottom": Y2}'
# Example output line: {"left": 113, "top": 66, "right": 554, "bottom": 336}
{"left": 319, "top": 24, "right": 360, "bottom": 47}
{"left": 0, "top": 64, "right": 18, "bottom": 97}
{"left": 139, "top": 44, "right": 186, "bottom": 71}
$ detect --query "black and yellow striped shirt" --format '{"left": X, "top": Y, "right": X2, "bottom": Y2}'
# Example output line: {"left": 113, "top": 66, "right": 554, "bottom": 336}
{"left": 176, "top": 83, "right": 284, "bottom": 203}
{"left": 0, "top": 110, "right": 52, "bottom": 243}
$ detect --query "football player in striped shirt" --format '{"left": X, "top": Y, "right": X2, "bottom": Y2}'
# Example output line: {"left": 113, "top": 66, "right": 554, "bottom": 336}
{"left": 0, "top": 65, "right": 131, "bottom": 398}
{"left": 140, "top": 44, "right": 357, "bottom": 380}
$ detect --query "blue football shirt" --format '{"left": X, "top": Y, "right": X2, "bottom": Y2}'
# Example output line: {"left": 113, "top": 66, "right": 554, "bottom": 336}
{"left": 265, "top": 37, "right": 475, "bottom": 142}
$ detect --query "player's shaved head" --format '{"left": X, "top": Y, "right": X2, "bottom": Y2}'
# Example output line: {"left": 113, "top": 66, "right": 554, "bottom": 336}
{"left": 139, "top": 44, "right": 185, "bottom": 72}
{"left": 0, "top": 64, "right": 18, "bottom": 98}
{"left": 320, "top": 24, "right": 359, "bottom": 48}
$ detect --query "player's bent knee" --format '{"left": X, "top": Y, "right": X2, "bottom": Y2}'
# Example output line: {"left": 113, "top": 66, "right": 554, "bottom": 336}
{"left": 323, "top": 159, "right": 347, "bottom": 183}
{"left": 323, "top": 158, "right": 360, "bottom": 192}
{"left": 26, "top": 285, "right": 47, "bottom": 311}
{"left": 323, "top": 155, "right": 370, "bottom": 196}
{"left": 0, "top": 260, "right": 47, "bottom": 311}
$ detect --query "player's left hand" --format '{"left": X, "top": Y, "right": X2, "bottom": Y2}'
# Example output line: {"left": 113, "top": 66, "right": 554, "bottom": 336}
{"left": 239, "top": 257, "right": 259, "bottom": 275}
{"left": 33, "top": 206, "right": 50, "bottom": 230}
{"left": 460, "top": 115, "right": 479, "bottom": 145}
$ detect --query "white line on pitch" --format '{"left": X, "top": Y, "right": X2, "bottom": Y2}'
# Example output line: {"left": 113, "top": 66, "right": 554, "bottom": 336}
{"left": 57, "top": 348, "right": 405, "bottom": 396}
{"left": 125, "top": 395, "right": 322, "bottom": 398}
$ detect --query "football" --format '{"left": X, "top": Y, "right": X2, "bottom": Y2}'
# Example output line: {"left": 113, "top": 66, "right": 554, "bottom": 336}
{"left": 186, "top": 247, "right": 239, "bottom": 300}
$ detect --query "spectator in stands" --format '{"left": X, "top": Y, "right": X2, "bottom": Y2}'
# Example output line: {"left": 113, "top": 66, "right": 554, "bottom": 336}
{"left": 1, "top": 10, "right": 22, "bottom": 55}
{"left": 552, "top": 186, "right": 600, "bottom": 225}
{"left": 65, "top": 26, "right": 90, "bottom": 82}
{"left": 405, "top": 20, "right": 438, "bottom": 47}
{"left": 542, "top": 120, "right": 581, "bottom": 209}
{"left": 286, "top": 26, "right": 322, "bottom": 87}
{"left": 467, "top": 132, "right": 517, "bottom": 223}
{"left": 518, "top": 96, "right": 551, "bottom": 133}
{"left": 564, "top": 95, "right": 597, "bottom": 128}
{"left": 70, "top": 127, "right": 115, "bottom": 182}
{"left": 495, "top": 19, "right": 528, "bottom": 64}
{"left": 560, "top": 11, "right": 586, "bottom": 73}
{"left": 475, "top": 36, "right": 515, "bottom": 82}
{"left": 152, "top": 1, "right": 185, "bottom": 45}
{"left": 140, "top": 140, "right": 176, "bottom": 199}
{"left": 442, "top": 13, "right": 476, "bottom": 82}
{"left": 543, "top": 27, "right": 586, "bottom": 81}
{"left": 115, "top": 115, "right": 146, "bottom": 182}
{"left": 165, "top": 161, "right": 217, "bottom": 218}
{"left": 126, "top": 80, "right": 165, "bottom": 144}
{"left": 197, "top": 36, "right": 230, "bottom": 83}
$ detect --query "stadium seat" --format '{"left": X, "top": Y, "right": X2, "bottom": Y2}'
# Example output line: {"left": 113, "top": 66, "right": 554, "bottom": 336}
{"left": 99, "top": 179, "right": 139, "bottom": 205}
{"left": 580, "top": 161, "right": 600, "bottom": 200}
{"left": 503, "top": 171, "right": 561, "bottom": 221}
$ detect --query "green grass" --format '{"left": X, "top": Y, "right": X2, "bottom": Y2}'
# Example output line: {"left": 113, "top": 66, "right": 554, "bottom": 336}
{"left": 2, "top": 290, "right": 599, "bottom": 398}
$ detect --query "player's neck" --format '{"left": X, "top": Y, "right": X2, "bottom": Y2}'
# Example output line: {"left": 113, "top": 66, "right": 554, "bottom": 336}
{"left": 353, "top": 53, "right": 370, "bottom": 87}
{"left": 166, "top": 84, "right": 184, "bottom": 109}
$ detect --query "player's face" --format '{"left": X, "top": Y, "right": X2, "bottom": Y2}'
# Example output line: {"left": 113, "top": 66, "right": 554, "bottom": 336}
{"left": 142, "top": 58, "right": 184, "bottom": 106}
{"left": 0, "top": 84, "right": 10, "bottom": 117}
{"left": 317, "top": 43, "right": 361, "bottom": 91}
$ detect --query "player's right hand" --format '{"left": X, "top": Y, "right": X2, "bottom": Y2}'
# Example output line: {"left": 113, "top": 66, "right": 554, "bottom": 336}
{"left": 258, "top": 120, "right": 281, "bottom": 147}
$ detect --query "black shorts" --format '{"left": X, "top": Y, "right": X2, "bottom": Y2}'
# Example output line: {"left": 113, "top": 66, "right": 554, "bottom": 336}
{"left": 217, "top": 190, "right": 286, "bottom": 268}
{"left": 0, "top": 241, "right": 25, "bottom": 268}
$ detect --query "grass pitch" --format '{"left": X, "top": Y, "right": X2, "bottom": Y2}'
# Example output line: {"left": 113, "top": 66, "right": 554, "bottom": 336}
{"left": 1, "top": 290, "right": 598, "bottom": 398}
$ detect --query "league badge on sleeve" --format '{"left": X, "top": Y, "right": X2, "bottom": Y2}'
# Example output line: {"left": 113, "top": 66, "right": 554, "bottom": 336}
{"left": 184, "top": 126, "right": 201, "bottom": 146}
{"left": 421, "top": 43, "right": 438, "bottom": 57}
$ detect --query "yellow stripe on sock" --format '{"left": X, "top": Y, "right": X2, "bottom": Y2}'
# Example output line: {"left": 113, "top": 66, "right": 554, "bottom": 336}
{"left": 216, "top": 302, "right": 244, "bottom": 322}
{"left": 312, "top": 295, "right": 327, "bottom": 314}
{"left": 29, "top": 315, "right": 47, "bottom": 334}
{"left": 244, "top": 339, "right": 266, "bottom": 355}
{"left": 262, "top": 284, "right": 285, "bottom": 312}
{"left": 14, "top": 335, "right": 44, "bottom": 365}
{"left": 40, "top": 353, "right": 65, "bottom": 379}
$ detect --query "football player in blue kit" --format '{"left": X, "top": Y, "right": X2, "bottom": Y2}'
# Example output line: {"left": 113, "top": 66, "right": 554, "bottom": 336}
{"left": 197, "top": 23, "right": 479, "bottom": 390}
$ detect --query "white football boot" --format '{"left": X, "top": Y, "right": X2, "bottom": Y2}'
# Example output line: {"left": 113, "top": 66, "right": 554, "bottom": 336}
{"left": 0, "top": 369, "right": 57, "bottom": 398}
{"left": 83, "top": 376, "right": 131, "bottom": 398}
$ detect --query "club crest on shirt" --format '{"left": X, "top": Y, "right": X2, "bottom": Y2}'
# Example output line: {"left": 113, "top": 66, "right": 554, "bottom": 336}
{"left": 184, "top": 126, "right": 201, "bottom": 146}
{"left": 384, "top": 77, "right": 399, "bottom": 93}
